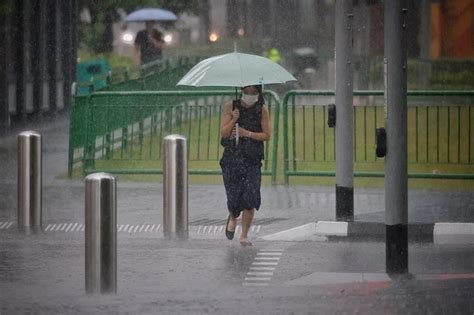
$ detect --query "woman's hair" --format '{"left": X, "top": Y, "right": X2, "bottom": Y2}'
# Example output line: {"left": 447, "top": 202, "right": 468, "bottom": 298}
{"left": 241, "top": 85, "right": 265, "bottom": 105}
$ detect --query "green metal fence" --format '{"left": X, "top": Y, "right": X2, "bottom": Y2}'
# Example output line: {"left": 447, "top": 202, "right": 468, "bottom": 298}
{"left": 75, "top": 56, "right": 203, "bottom": 95}
{"left": 283, "top": 90, "right": 474, "bottom": 183}
{"left": 68, "top": 90, "right": 281, "bottom": 183}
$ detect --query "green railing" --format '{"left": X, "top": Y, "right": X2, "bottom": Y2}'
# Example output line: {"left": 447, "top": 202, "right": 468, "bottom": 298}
{"left": 75, "top": 56, "right": 203, "bottom": 95}
{"left": 69, "top": 90, "right": 281, "bottom": 183}
{"left": 283, "top": 90, "right": 474, "bottom": 183}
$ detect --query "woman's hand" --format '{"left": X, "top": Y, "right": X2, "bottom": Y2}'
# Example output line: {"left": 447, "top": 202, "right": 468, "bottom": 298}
{"left": 231, "top": 108, "right": 240, "bottom": 122}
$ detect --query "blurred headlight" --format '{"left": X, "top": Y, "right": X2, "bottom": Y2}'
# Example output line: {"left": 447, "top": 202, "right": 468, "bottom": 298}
{"left": 164, "top": 34, "right": 173, "bottom": 44}
{"left": 209, "top": 32, "right": 219, "bottom": 42}
{"left": 122, "top": 32, "right": 134, "bottom": 44}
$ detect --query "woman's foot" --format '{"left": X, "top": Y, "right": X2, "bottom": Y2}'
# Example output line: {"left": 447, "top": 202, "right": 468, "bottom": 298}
{"left": 239, "top": 238, "right": 252, "bottom": 246}
{"left": 225, "top": 214, "right": 237, "bottom": 240}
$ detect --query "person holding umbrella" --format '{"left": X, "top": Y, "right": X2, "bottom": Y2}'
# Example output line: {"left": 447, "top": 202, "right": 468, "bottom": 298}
{"left": 133, "top": 20, "right": 165, "bottom": 65}
{"left": 220, "top": 85, "right": 271, "bottom": 246}
{"left": 176, "top": 51, "right": 296, "bottom": 245}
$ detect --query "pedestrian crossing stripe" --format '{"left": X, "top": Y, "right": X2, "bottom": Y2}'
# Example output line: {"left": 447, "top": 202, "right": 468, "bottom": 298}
{"left": 243, "top": 248, "right": 284, "bottom": 286}
{"left": 0, "top": 222, "right": 13, "bottom": 229}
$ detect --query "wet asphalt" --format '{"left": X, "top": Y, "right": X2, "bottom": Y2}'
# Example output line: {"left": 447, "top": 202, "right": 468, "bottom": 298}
{"left": 0, "top": 117, "right": 473, "bottom": 314}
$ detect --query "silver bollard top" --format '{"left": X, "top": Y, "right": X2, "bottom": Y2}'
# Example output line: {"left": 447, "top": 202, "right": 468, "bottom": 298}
{"left": 85, "top": 172, "right": 116, "bottom": 181}
{"left": 18, "top": 131, "right": 41, "bottom": 138}
{"left": 164, "top": 134, "right": 187, "bottom": 142}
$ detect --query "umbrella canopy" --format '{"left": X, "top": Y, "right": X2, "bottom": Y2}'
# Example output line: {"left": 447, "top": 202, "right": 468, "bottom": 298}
{"left": 177, "top": 52, "right": 297, "bottom": 87}
{"left": 125, "top": 8, "right": 177, "bottom": 22}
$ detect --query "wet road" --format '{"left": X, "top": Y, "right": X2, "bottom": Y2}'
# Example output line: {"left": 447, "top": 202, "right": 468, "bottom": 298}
{"left": 0, "top": 230, "right": 473, "bottom": 314}
{"left": 1, "top": 117, "right": 473, "bottom": 313}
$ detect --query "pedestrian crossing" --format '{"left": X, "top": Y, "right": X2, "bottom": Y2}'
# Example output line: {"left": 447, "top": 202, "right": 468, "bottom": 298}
{"left": 0, "top": 222, "right": 262, "bottom": 235}
{"left": 243, "top": 249, "right": 284, "bottom": 287}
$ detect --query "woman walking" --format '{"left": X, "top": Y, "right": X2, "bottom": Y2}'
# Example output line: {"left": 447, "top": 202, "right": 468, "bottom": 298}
{"left": 220, "top": 85, "right": 271, "bottom": 246}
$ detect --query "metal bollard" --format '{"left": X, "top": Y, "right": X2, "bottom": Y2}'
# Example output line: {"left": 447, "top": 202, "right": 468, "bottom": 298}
{"left": 163, "top": 135, "right": 188, "bottom": 240}
{"left": 18, "top": 131, "right": 42, "bottom": 227}
{"left": 85, "top": 173, "right": 117, "bottom": 294}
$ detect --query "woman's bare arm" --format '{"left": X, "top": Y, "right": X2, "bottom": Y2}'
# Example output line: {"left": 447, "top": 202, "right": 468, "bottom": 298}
{"left": 220, "top": 101, "right": 239, "bottom": 138}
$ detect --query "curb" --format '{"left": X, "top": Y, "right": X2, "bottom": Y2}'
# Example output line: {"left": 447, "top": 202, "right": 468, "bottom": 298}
{"left": 260, "top": 221, "right": 474, "bottom": 244}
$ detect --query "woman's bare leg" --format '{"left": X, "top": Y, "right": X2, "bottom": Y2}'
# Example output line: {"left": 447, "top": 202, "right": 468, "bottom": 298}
{"left": 240, "top": 208, "right": 255, "bottom": 242}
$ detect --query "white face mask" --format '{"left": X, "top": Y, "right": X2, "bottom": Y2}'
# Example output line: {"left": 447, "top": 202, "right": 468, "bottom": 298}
{"left": 241, "top": 93, "right": 259, "bottom": 105}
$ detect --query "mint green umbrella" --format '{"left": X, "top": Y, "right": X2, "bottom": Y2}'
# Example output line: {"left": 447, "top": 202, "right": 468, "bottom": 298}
{"left": 177, "top": 52, "right": 296, "bottom": 87}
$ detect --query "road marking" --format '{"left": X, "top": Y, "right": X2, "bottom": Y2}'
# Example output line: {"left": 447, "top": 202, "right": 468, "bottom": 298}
{"left": 247, "top": 272, "right": 274, "bottom": 276}
{"left": 7, "top": 222, "right": 13, "bottom": 228}
{"left": 150, "top": 224, "right": 156, "bottom": 232}
{"left": 245, "top": 277, "right": 272, "bottom": 281}
{"left": 55, "top": 224, "right": 62, "bottom": 231}
{"left": 255, "top": 257, "right": 280, "bottom": 261}
{"left": 139, "top": 224, "right": 145, "bottom": 233}
{"left": 156, "top": 224, "right": 161, "bottom": 232}
{"left": 257, "top": 252, "right": 282, "bottom": 256}
{"left": 118, "top": 224, "right": 124, "bottom": 232}
{"left": 0, "top": 222, "right": 8, "bottom": 229}
{"left": 65, "top": 223, "right": 73, "bottom": 232}
{"left": 144, "top": 225, "right": 150, "bottom": 232}
{"left": 71, "top": 223, "right": 78, "bottom": 232}
{"left": 251, "top": 262, "right": 279, "bottom": 266}
{"left": 250, "top": 267, "right": 276, "bottom": 271}
{"left": 243, "top": 249, "right": 284, "bottom": 287}
{"left": 243, "top": 282, "right": 268, "bottom": 286}
{"left": 133, "top": 225, "right": 140, "bottom": 233}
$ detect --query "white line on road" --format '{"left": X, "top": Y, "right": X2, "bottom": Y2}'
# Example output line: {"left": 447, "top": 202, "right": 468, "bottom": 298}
{"left": 118, "top": 224, "right": 124, "bottom": 232}
{"left": 71, "top": 223, "right": 78, "bottom": 232}
{"left": 144, "top": 225, "right": 150, "bottom": 232}
{"left": 133, "top": 225, "right": 140, "bottom": 233}
{"left": 149, "top": 224, "right": 156, "bottom": 232}
{"left": 247, "top": 272, "right": 274, "bottom": 276}
{"left": 257, "top": 252, "right": 283, "bottom": 256}
{"left": 244, "top": 277, "right": 272, "bottom": 281}
{"left": 65, "top": 223, "right": 73, "bottom": 232}
{"left": 255, "top": 257, "right": 280, "bottom": 261}
{"left": 0, "top": 222, "right": 8, "bottom": 229}
{"left": 249, "top": 267, "right": 276, "bottom": 271}
{"left": 251, "top": 262, "right": 279, "bottom": 266}
{"left": 6, "top": 222, "right": 13, "bottom": 228}
{"left": 55, "top": 224, "right": 62, "bottom": 231}
{"left": 127, "top": 225, "right": 134, "bottom": 233}
{"left": 243, "top": 282, "right": 268, "bottom": 286}
{"left": 139, "top": 224, "right": 145, "bottom": 233}
{"left": 256, "top": 225, "right": 261, "bottom": 233}
{"left": 156, "top": 224, "right": 161, "bottom": 232}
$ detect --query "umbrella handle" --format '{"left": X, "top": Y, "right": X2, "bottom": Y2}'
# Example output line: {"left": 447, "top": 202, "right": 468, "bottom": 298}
{"left": 235, "top": 123, "right": 239, "bottom": 146}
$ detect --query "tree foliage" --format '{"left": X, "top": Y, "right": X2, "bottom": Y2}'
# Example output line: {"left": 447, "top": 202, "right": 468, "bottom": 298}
{"left": 78, "top": 0, "right": 200, "bottom": 54}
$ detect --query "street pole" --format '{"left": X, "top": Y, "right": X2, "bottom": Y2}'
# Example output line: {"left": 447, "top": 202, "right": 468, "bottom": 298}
{"left": 335, "top": 0, "right": 354, "bottom": 221}
{"left": 384, "top": 0, "right": 408, "bottom": 274}
{"left": 18, "top": 131, "right": 42, "bottom": 227}
{"left": 85, "top": 173, "right": 117, "bottom": 294}
{"left": 163, "top": 135, "right": 188, "bottom": 240}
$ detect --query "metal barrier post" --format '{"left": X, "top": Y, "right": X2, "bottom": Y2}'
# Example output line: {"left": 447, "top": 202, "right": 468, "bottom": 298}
{"left": 85, "top": 173, "right": 117, "bottom": 294}
{"left": 18, "top": 131, "right": 42, "bottom": 227}
{"left": 163, "top": 135, "right": 188, "bottom": 240}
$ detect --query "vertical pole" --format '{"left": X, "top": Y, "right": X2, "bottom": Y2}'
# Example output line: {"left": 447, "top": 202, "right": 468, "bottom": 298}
{"left": 85, "top": 172, "right": 117, "bottom": 294}
{"left": 0, "top": 6, "right": 9, "bottom": 132}
{"left": 385, "top": 0, "right": 408, "bottom": 274}
{"left": 18, "top": 131, "right": 42, "bottom": 227}
{"left": 335, "top": 0, "right": 354, "bottom": 221}
{"left": 163, "top": 135, "right": 188, "bottom": 240}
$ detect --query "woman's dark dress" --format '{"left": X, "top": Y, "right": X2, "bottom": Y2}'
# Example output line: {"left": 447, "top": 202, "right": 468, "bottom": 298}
{"left": 220, "top": 99, "right": 264, "bottom": 218}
